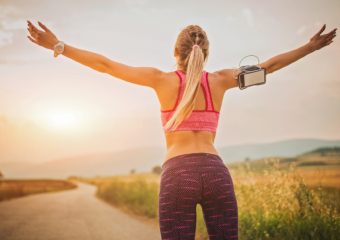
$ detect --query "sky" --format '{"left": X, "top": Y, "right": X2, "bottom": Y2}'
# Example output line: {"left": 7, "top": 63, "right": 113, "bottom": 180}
{"left": 0, "top": 0, "right": 339, "bottom": 163}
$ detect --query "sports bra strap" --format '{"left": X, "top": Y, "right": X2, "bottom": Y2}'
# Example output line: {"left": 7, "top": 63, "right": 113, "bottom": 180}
{"left": 201, "top": 71, "right": 214, "bottom": 111}
{"left": 175, "top": 70, "right": 215, "bottom": 112}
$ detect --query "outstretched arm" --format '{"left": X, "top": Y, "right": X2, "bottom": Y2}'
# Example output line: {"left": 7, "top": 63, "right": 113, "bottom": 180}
{"left": 258, "top": 24, "right": 336, "bottom": 73}
{"left": 216, "top": 24, "right": 337, "bottom": 90}
{"left": 27, "top": 21, "right": 165, "bottom": 89}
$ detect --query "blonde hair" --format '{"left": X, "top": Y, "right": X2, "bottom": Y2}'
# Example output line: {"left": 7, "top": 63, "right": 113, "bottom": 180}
{"left": 163, "top": 25, "right": 210, "bottom": 132}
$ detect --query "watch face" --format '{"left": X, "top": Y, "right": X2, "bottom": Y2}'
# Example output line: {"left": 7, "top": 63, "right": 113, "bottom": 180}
{"left": 55, "top": 45, "right": 63, "bottom": 53}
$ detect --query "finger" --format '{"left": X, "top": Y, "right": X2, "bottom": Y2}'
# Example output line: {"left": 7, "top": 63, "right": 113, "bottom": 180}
{"left": 27, "top": 36, "right": 39, "bottom": 45}
{"left": 315, "top": 24, "right": 326, "bottom": 36}
{"left": 27, "top": 27, "right": 34, "bottom": 37}
{"left": 325, "top": 28, "right": 337, "bottom": 37}
{"left": 326, "top": 33, "right": 336, "bottom": 40}
{"left": 27, "top": 21, "right": 41, "bottom": 34}
{"left": 27, "top": 27, "right": 38, "bottom": 39}
{"left": 326, "top": 41, "right": 333, "bottom": 46}
{"left": 38, "top": 21, "right": 51, "bottom": 33}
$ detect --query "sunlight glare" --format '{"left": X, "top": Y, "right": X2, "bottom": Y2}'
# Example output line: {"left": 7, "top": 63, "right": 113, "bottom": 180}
{"left": 49, "top": 111, "right": 77, "bottom": 128}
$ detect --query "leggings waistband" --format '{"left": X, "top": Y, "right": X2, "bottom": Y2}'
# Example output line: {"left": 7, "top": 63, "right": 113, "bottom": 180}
{"left": 161, "top": 152, "right": 226, "bottom": 174}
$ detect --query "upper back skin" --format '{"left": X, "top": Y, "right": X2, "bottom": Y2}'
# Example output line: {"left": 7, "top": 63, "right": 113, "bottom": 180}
{"left": 155, "top": 70, "right": 233, "bottom": 163}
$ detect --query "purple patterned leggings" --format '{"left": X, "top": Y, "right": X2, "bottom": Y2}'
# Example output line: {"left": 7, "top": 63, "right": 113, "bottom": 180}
{"left": 159, "top": 153, "right": 238, "bottom": 240}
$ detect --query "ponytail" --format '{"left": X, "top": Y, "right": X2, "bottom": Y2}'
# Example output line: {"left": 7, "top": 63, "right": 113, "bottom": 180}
{"left": 163, "top": 45, "right": 205, "bottom": 132}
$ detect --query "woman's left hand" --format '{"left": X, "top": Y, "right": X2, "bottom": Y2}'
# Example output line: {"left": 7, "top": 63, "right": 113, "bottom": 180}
{"left": 308, "top": 24, "right": 336, "bottom": 51}
{"left": 27, "top": 21, "right": 59, "bottom": 50}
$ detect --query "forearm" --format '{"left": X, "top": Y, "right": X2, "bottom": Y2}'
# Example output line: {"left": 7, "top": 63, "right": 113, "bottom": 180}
{"left": 62, "top": 44, "right": 107, "bottom": 73}
{"left": 265, "top": 43, "right": 315, "bottom": 73}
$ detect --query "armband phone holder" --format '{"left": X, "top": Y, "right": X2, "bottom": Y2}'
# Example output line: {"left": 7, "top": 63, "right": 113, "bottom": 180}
{"left": 233, "top": 55, "right": 266, "bottom": 90}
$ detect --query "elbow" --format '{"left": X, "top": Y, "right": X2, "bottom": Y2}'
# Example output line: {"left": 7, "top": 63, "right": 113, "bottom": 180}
{"left": 92, "top": 55, "right": 110, "bottom": 73}
{"left": 95, "top": 63, "right": 107, "bottom": 73}
{"left": 258, "top": 61, "right": 275, "bottom": 75}
{"left": 265, "top": 64, "right": 277, "bottom": 75}
{"left": 265, "top": 67, "right": 273, "bottom": 75}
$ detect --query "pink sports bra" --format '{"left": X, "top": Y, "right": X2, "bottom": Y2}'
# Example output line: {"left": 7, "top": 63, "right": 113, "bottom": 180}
{"left": 161, "top": 70, "right": 220, "bottom": 133}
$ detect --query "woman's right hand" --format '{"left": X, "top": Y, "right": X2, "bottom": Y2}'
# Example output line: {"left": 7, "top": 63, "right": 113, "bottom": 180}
{"left": 27, "top": 21, "right": 59, "bottom": 51}
{"left": 308, "top": 24, "right": 336, "bottom": 51}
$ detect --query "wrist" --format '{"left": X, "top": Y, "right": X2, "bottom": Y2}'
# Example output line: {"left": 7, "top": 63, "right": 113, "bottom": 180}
{"left": 53, "top": 41, "right": 65, "bottom": 58}
{"left": 304, "top": 42, "right": 317, "bottom": 53}
{"left": 51, "top": 39, "right": 60, "bottom": 50}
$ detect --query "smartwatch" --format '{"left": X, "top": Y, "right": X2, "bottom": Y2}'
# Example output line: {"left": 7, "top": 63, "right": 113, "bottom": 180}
{"left": 54, "top": 41, "right": 65, "bottom": 58}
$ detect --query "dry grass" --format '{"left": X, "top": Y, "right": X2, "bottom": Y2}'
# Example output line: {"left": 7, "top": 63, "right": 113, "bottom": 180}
{"left": 0, "top": 179, "right": 77, "bottom": 201}
{"left": 76, "top": 173, "right": 161, "bottom": 185}
{"left": 231, "top": 160, "right": 339, "bottom": 239}
{"left": 78, "top": 159, "right": 340, "bottom": 240}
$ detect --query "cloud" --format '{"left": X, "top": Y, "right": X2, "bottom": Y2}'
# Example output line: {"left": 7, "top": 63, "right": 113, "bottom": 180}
{"left": 0, "top": 5, "right": 20, "bottom": 19}
{"left": 0, "top": 30, "right": 13, "bottom": 47}
{"left": 227, "top": 16, "right": 235, "bottom": 22}
{"left": 242, "top": 8, "right": 254, "bottom": 26}
{"left": 314, "top": 21, "right": 322, "bottom": 28}
{"left": 125, "top": 0, "right": 149, "bottom": 11}
{"left": 126, "top": 0, "right": 149, "bottom": 7}
{"left": 0, "top": 19, "right": 27, "bottom": 30}
{"left": 296, "top": 25, "right": 306, "bottom": 35}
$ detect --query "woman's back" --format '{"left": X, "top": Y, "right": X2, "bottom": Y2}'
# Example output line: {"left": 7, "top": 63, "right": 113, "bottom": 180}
{"left": 155, "top": 70, "right": 226, "bottom": 163}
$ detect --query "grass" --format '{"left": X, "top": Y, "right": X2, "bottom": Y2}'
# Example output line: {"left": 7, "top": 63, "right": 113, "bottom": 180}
{"left": 0, "top": 179, "right": 77, "bottom": 201}
{"left": 234, "top": 160, "right": 339, "bottom": 240}
{"left": 78, "top": 159, "right": 340, "bottom": 240}
{"left": 96, "top": 176, "right": 159, "bottom": 218}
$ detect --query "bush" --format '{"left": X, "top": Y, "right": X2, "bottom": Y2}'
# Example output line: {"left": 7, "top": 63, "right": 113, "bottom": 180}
{"left": 152, "top": 166, "right": 162, "bottom": 175}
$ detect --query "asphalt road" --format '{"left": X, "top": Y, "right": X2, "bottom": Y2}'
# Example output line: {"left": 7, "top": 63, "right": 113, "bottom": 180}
{"left": 0, "top": 182, "right": 161, "bottom": 240}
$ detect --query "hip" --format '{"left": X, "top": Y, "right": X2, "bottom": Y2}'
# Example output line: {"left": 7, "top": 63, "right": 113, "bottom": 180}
{"left": 161, "top": 152, "right": 228, "bottom": 178}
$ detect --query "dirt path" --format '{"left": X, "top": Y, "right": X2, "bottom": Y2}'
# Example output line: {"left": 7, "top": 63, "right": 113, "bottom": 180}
{"left": 0, "top": 182, "right": 161, "bottom": 240}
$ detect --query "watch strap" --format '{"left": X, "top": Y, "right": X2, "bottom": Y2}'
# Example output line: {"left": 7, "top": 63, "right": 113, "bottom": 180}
{"left": 53, "top": 41, "right": 64, "bottom": 58}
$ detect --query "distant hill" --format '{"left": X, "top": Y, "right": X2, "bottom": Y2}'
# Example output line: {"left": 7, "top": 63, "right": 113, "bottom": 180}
{"left": 226, "top": 146, "right": 340, "bottom": 171}
{"left": 218, "top": 139, "right": 340, "bottom": 163}
{"left": 2, "top": 146, "right": 166, "bottom": 179}
{"left": 301, "top": 147, "right": 340, "bottom": 156}
{"left": 1, "top": 139, "right": 340, "bottom": 179}
{"left": 0, "top": 162, "right": 35, "bottom": 178}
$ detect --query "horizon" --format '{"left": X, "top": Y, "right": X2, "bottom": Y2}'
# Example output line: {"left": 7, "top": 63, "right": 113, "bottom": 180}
{"left": 1, "top": 137, "right": 340, "bottom": 165}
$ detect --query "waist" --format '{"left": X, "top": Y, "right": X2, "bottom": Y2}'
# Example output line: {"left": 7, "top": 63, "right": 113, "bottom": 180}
{"left": 164, "top": 131, "right": 218, "bottom": 162}
{"left": 161, "top": 152, "right": 227, "bottom": 175}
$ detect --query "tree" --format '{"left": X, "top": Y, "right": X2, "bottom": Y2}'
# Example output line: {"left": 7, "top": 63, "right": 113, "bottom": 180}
{"left": 152, "top": 166, "right": 162, "bottom": 175}
{"left": 245, "top": 157, "right": 250, "bottom": 162}
{"left": 130, "top": 169, "right": 136, "bottom": 175}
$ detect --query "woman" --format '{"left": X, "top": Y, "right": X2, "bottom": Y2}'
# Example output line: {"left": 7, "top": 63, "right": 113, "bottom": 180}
{"left": 27, "top": 22, "right": 336, "bottom": 240}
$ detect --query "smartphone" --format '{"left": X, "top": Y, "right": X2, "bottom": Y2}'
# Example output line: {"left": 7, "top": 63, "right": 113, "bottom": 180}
{"left": 238, "top": 68, "right": 266, "bottom": 90}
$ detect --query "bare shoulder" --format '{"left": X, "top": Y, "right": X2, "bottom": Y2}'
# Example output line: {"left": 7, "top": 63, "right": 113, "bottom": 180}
{"left": 207, "top": 69, "right": 241, "bottom": 91}
{"left": 160, "top": 71, "right": 181, "bottom": 85}
{"left": 154, "top": 71, "right": 181, "bottom": 94}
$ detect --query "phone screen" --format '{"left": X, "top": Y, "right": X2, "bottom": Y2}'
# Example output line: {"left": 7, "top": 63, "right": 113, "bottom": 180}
{"left": 244, "top": 70, "right": 265, "bottom": 86}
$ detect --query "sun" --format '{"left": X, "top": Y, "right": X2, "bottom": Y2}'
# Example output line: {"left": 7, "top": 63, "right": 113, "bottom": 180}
{"left": 49, "top": 111, "right": 78, "bottom": 128}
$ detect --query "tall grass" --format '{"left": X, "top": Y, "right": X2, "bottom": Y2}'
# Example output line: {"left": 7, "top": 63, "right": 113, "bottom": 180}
{"left": 96, "top": 176, "right": 159, "bottom": 218}
{"left": 88, "top": 160, "right": 340, "bottom": 240}
{"left": 0, "top": 179, "right": 77, "bottom": 201}
{"left": 235, "top": 160, "right": 339, "bottom": 240}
